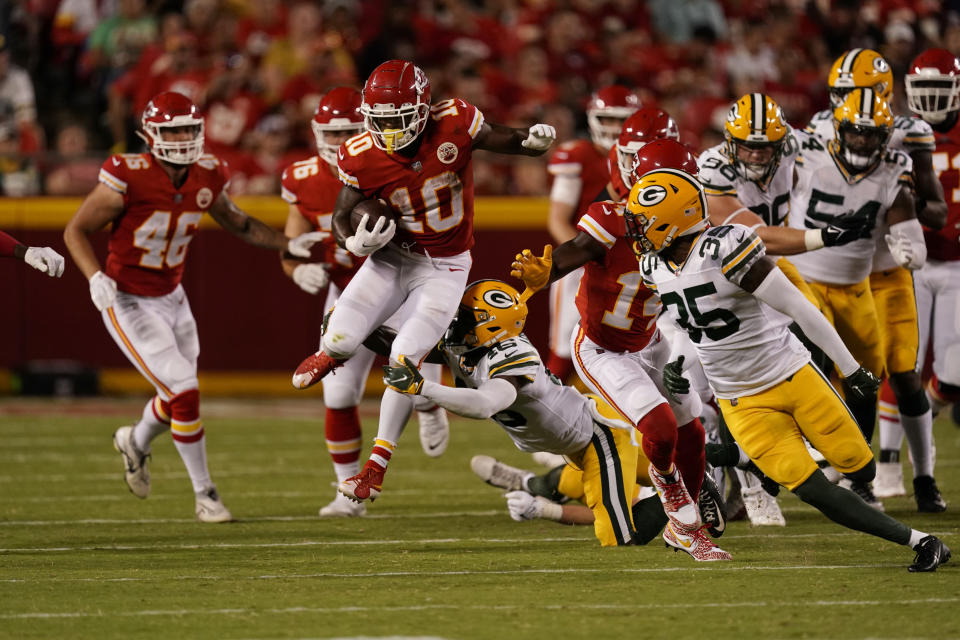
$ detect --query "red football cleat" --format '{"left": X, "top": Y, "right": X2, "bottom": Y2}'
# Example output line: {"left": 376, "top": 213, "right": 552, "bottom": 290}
{"left": 292, "top": 350, "right": 344, "bottom": 389}
{"left": 339, "top": 464, "right": 385, "bottom": 502}
{"left": 663, "top": 523, "right": 732, "bottom": 561}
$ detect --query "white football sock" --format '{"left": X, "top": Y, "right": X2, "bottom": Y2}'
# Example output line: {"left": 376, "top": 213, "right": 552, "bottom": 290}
{"left": 133, "top": 397, "right": 171, "bottom": 452}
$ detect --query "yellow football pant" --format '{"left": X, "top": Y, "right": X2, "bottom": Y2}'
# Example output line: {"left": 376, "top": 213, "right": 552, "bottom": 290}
{"left": 870, "top": 267, "right": 919, "bottom": 375}
{"left": 804, "top": 278, "right": 885, "bottom": 377}
{"left": 718, "top": 364, "right": 873, "bottom": 491}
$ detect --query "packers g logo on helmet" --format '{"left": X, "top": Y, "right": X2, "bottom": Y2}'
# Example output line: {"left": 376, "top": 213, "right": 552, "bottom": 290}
{"left": 723, "top": 93, "right": 788, "bottom": 185}
{"left": 444, "top": 280, "right": 529, "bottom": 355}
{"left": 832, "top": 88, "right": 893, "bottom": 174}
{"left": 828, "top": 49, "right": 893, "bottom": 108}
{"left": 624, "top": 169, "right": 708, "bottom": 256}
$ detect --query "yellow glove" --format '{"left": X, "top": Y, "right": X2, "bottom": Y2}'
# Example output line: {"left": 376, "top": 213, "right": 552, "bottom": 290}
{"left": 510, "top": 244, "right": 553, "bottom": 296}
{"left": 382, "top": 354, "right": 424, "bottom": 395}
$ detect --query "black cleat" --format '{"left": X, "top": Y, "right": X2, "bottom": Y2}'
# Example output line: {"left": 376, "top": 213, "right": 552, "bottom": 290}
{"left": 698, "top": 465, "right": 726, "bottom": 538}
{"left": 908, "top": 535, "right": 951, "bottom": 572}
{"left": 914, "top": 476, "right": 947, "bottom": 513}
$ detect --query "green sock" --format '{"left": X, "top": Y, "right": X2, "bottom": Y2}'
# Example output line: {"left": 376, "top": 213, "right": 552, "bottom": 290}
{"left": 794, "top": 470, "right": 910, "bottom": 545}
{"left": 527, "top": 465, "right": 568, "bottom": 503}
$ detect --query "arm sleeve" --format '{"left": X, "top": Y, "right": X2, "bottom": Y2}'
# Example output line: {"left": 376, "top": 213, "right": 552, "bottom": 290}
{"left": 888, "top": 218, "right": 927, "bottom": 270}
{"left": 419, "top": 377, "right": 517, "bottom": 420}
{"left": 0, "top": 229, "right": 22, "bottom": 257}
{"left": 752, "top": 267, "right": 860, "bottom": 377}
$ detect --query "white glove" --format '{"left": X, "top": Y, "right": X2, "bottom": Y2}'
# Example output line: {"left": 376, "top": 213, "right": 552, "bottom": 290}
{"left": 292, "top": 263, "right": 329, "bottom": 294}
{"left": 89, "top": 270, "right": 117, "bottom": 311}
{"left": 344, "top": 213, "right": 396, "bottom": 257}
{"left": 23, "top": 247, "right": 65, "bottom": 277}
{"left": 286, "top": 231, "right": 329, "bottom": 258}
{"left": 505, "top": 490, "right": 566, "bottom": 522}
{"left": 884, "top": 232, "right": 914, "bottom": 269}
{"left": 521, "top": 124, "right": 557, "bottom": 152}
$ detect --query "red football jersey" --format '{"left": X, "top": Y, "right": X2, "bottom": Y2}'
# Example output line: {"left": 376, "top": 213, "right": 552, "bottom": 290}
{"left": 281, "top": 155, "right": 362, "bottom": 290}
{"left": 547, "top": 139, "right": 610, "bottom": 224}
{"left": 926, "top": 120, "right": 960, "bottom": 262}
{"left": 575, "top": 200, "right": 660, "bottom": 352}
{"left": 607, "top": 145, "right": 630, "bottom": 201}
{"left": 336, "top": 98, "right": 485, "bottom": 257}
{"left": 98, "top": 153, "right": 229, "bottom": 296}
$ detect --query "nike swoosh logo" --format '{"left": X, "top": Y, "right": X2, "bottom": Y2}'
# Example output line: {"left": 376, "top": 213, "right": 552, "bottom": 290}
{"left": 449, "top": 268, "right": 464, "bottom": 272}
{"left": 855, "top": 291, "right": 865, "bottom": 297}
{"left": 737, "top": 232, "right": 746, "bottom": 242}
{"left": 112, "top": 157, "right": 120, "bottom": 166}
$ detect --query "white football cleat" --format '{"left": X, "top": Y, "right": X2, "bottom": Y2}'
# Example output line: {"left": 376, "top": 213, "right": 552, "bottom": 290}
{"left": 113, "top": 425, "right": 150, "bottom": 499}
{"left": 648, "top": 464, "right": 702, "bottom": 531}
{"left": 874, "top": 461, "right": 907, "bottom": 498}
{"left": 471, "top": 455, "right": 534, "bottom": 492}
{"left": 740, "top": 479, "right": 786, "bottom": 526}
{"left": 319, "top": 491, "right": 367, "bottom": 517}
{"left": 417, "top": 405, "right": 450, "bottom": 457}
{"left": 195, "top": 487, "right": 233, "bottom": 523}
{"left": 531, "top": 451, "right": 567, "bottom": 468}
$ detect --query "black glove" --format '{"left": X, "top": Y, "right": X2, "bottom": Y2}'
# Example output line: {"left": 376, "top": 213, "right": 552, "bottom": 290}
{"left": 662, "top": 355, "right": 690, "bottom": 402}
{"left": 822, "top": 211, "right": 872, "bottom": 246}
{"left": 844, "top": 366, "right": 880, "bottom": 399}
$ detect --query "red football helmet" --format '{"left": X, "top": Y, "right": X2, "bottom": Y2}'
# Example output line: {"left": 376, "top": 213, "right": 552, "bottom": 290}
{"left": 140, "top": 91, "right": 205, "bottom": 165}
{"left": 312, "top": 87, "right": 363, "bottom": 166}
{"left": 905, "top": 48, "right": 960, "bottom": 124}
{"left": 361, "top": 60, "right": 431, "bottom": 153}
{"left": 630, "top": 139, "right": 699, "bottom": 184}
{"left": 615, "top": 108, "right": 679, "bottom": 189}
{"left": 587, "top": 85, "right": 642, "bottom": 150}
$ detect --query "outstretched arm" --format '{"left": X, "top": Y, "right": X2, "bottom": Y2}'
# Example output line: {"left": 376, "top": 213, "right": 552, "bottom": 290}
{"left": 208, "top": 192, "right": 327, "bottom": 257}
{"left": 473, "top": 121, "right": 556, "bottom": 156}
{"left": 510, "top": 232, "right": 605, "bottom": 295}
{"left": 911, "top": 150, "right": 947, "bottom": 230}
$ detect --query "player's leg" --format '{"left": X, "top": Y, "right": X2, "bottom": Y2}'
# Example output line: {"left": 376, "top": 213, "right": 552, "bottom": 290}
{"left": 295, "top": 253, "right": 407, "bottom": 388}
{"left": 572, "top": 328, "right": 699, "bottom": 531}
{"left": 112, "top": 395, "right": 170, "bottom": 498}
{"left": 577, "top": 422, "right": 638, "bottom": 546}
{"left": 340, "top": 251, "right": 471, "bottom": 502}
{"left": 929, "top": 260, "right": 960, "bottom": 410}
{"left": 876, "top": 379, "right": 907, "bottom": 497}
{"left": 545, "top": 267, "right": 583, "bottom": 381}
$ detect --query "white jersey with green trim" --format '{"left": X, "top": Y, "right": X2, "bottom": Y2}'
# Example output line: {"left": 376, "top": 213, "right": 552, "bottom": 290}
{"left": 696, "top": 128, "right": 804, "bottom": 228}
{"left": 805, "top": 111, "right": 934, "bottom": 271}
{"left": 640, "top": 224, "right": 809, "bottom": 398}
{"left": 786, "top": 141, "right": 912, "bottom": 285}
{"left": 443, "top": 334, "right": 596, "bottom": 454}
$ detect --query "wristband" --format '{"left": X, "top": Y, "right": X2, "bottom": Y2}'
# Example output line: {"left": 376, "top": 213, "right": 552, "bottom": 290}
{"left": 540, "top": 500, "right": 563, "bottom": 521}
{"left": 804, "top": 229, "right": 824, "bottom": 251}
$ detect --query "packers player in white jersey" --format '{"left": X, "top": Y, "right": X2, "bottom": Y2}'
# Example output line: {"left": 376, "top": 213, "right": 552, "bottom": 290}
{"left": 626, "top": 167, "right": 950, "bottom": 572}
{"left": 805, "top": 49, "right": 948, "bottom": 511}
{"left": 370, "top": 280, "right": 731, "bottom": 558}
{"left": 697, "top": 93, "right": 871, "bottom": 525}
{"left": 790, "top": 88, "right": 929, "bottom": 509}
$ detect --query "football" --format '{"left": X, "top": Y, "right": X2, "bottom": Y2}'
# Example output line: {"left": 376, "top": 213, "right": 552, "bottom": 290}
{"left": 349, "top": 199, "right": 397, "bottom": 234}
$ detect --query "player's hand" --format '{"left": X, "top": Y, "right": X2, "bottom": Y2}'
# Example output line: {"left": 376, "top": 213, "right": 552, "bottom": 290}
{"left": 662, "top": 355, "right": 690, "bottom": 402}
{"left": 521, "top": 124, "right": 556, "bottom": 152}
{"left": 292, "top": 263, "right": 329, "bottom": 294}
{"left": 510, "top": 245, "right": 552, "bottom": 294}
{"left": 382, "top": 354, "right": 424, "bottom": 394}
{"left": 506, "top": 491, "right": 548, "bottom": 521}
{"left": 345, "top": 213, "right": 396, "bottom": 257}
{"left": 884, "top": 232, "right": 915, "bottom": 269}
{"left": 844, "top": 366, "right": 880, "bottom": 399}
{"left": 822, "top": 212, "right": 871, "bottom": 247}
{"left": 23, "top": 247, "right": 65, "bottom": 277}
{"left": 287, "top": 231, "right": 329, "bottom": 258}
{"left": 89, "top": 270, "right": 117, "bottom": 311}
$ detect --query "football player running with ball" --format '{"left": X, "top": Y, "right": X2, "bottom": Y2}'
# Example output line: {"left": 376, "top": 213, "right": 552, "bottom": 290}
{"left": 291, "top": 60, "right": 556, "bottom": 502}
{"left": 280, "top": 87, "right": 450, "bottom": 518}
{"left": 64, "top": 92, "right": 326, "bottom": 522}
{"left": 630, "top": 168, "right": 950, "bottom": 572}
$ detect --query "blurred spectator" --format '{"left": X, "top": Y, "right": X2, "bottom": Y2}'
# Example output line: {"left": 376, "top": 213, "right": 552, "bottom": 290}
{"left": 235, "top": 0, "right": 288, "bottom": 58}
{"left": 43, "top": 124, "right": 100, "bottom": 196}
{"left": 204, "top": 54, "right": 268, "bottom": 153}
{"left": 52, "top": 0, "right": 102, "bottom": 48}
{"left": 725, "top": 20, "right": 777, "bottom": 89}
{"left": 0, "top": 110, "right": 39, "bottom": 196}
{"left": 260, "top": 2, "right": 324, "bottom": 103}
{"left": 86, "top": 0, "right": 158, "bottom": 74}
{"left": 0, "top": 35, "right": 43, "bottom": 154}
{"left": 648, "top": 0, "right": 727, "bottom": 44}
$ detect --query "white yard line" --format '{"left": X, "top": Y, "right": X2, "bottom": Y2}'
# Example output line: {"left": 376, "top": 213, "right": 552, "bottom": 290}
{"left": 2, "top": 598, "right": 958, "bottom": 619}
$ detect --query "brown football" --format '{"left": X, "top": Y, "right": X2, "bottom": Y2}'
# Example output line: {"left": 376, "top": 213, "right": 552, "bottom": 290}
{"left": 349, "top": 199, "right": 397, "bottom": 233}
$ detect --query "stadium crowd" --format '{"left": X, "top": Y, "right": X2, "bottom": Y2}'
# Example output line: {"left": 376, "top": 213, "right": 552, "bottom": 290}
{"left": 0, "top": 0, "right": 956, "bottom": 197}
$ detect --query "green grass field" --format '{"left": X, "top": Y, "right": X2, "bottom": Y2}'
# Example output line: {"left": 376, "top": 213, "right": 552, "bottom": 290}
{"left": 1, "top": 397, "right": 958, "bottom": 640}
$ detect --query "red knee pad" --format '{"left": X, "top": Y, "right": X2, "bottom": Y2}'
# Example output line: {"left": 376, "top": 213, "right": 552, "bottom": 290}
{"left": 879, "top": 379, "right": 897, "bottom": 406}
{"left": 675, "top": 418, "right": 706, "bottom": 498}
{"left": 169, "top": 389, "right": 202, "bottom": 443}
{"left": 546, "top": 353, "right": 573, "bottom": 382}
{"left": 152, "top": 396, "right": 172, "bottom": 424}
{"left": 325, "top": 407, "right": 362, "bottom": 464}
{"left": 637, "top": 403, "right": 678, "bottom": 471}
